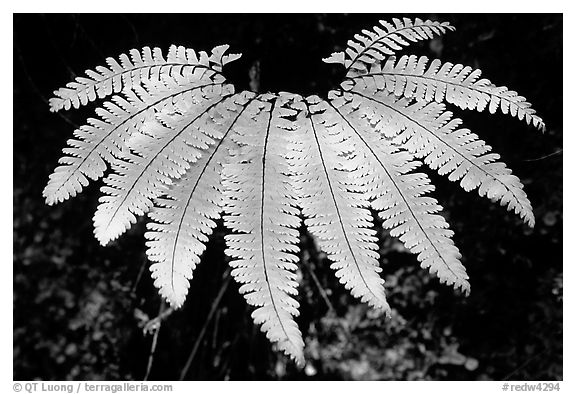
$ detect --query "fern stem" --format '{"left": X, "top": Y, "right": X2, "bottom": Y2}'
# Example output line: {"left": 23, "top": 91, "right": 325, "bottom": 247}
{"left": 130, "top": 256, "right": 148, "bottom": 296}
{"left": 258, "top": 98, "right": 296, "bottom": 345}
{"left": 143, "top": 301, "right": 166, "bottom": 381}
{"left": 179, "top": 271, "right": 231, "bottom": 380}
{"left": 302, "top": 258, "right": 334, "bottom": 313}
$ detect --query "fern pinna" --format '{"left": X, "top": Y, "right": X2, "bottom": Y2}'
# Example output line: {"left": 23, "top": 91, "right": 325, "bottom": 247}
{"left": 43, "top": 18, "right": 544, "bottom": 366}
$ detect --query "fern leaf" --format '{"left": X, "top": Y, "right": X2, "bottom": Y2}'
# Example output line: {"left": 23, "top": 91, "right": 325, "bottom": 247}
{"left": 343, "top": 55, "right": 545, "bottom": 130}
{"left": 222, "top": 93, "right": 304, "bottom": 365}
{"left": 144, "top": 91, "right": 256, "bottom": 308}
{"left": 43, "top": 69, "right": 226, "bottom": 206}
{"left": 346, "top": 88, "right": 535, "bottom": 227}
{"left": 323, "top": 18, "right": 453, "bottom": 74}
{"left": 49, "top": 44, "right": 239, "bottom": 112}
{"left": 289, "top": 95, "right": 390, "bottom": 312}
{"left": 93, "top": 83, "right": 235, "bottom": 245}
{"left": 328, "top": 91, "right": 469, "bottom": 293}
{"left": 41, "top": 17, "right": 550, "bottom": 366}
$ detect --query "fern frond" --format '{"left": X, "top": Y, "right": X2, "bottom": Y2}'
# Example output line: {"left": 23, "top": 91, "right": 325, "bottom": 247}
{"left": 346, "top": 88, "right": 535, "bottom": 227}
{"left": 288, "top": 95, "right": 390, "bottom": 313}
{"left": 43, "top": 68, "right": 227, "bottom": 206}
{"left": 328, "top": 91, "right": 469, "bottom": 293}
{"left": 144, "top": 91, "right": 256, "bottom": 308}
{"left": 343, "top": 55, "right": 545, "bottom": 130}
{"left": 42, "top": 17, "right": 548, "bottom": 366}
{"left": 49, "top": 44, "right": 240, "bottom": 112}
{"left": 222, "top": 93, "right": 304, "bottom": 365}
{"left": 93, "top": 83, "right": 235, "bottom": 245}
{"left": 323, "top": 18, "right": 453, "bottom": 74}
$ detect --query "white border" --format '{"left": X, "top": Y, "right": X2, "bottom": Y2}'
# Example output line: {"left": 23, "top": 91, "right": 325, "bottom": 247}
{"left": 5, "top": 2, "right": 572, "bottom": 391}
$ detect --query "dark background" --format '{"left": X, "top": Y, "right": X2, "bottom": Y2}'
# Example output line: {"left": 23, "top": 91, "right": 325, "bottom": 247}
{"left": 13, "top": 14, "right": 562, "bottom": 380}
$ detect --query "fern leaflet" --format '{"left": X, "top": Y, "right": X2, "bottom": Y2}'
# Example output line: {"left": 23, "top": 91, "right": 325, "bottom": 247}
{"left": 43, "top": 74, "right": 228, "bottom": 206}
{"left": 289, "top": 95, "right": 390, "bottom": 313}
{"left": 328, "top": 92, "right": 469, "bottom": 292}
{"left": 93, "top": 82, "right": 234, "bottom": 245}
{"left": 342, "top": 55, "right": 545, "bottom": 130}
{"left": 323, "top": 18, "right": 454, "bottom": 74}
{"left": 344, "top": 88, "right": 535, "bottom": 227}
{"left": 49, "top": 44, "right": 238, "bottom": 112}
{"left": 222, "top": 94, "right": 304, "bottom": 365}
{"left": 145, "top": 91, "right": 256, "bottom": 308}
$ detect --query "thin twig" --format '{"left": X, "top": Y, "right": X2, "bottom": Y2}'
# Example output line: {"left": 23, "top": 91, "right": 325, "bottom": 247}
{"left": 503, "top": 347, "right": 548, "bottom": 380}
{"left": 40, "top": 14, "right": 77, "bottom": 79}
{"left": 179, "top": 270, "right": 231, "bottom": 380}
{"left": 122, "top": 15, "right": 141, "bottom": 46}
{"left": 143, "top": 301, "right": 166, "bottom": 381}
{"left": 219, "top": 334, "right": 240, "bottom": 380}
{"left": 523, "top": 149, "right": 563, "bottom": 162}
{"left": 212, "top": 309, "right": 221, "bottom": 350}
{"left": 73, "top": 14, "right": 106, "bottom": 59}
{"left": 14, "top": 44, "right": 79, "bottom": 129}
{"left": 143, "top": 305, "right": 174, "bottom": 333}
{"left": 130, "top": 257, "right": 149, "bottom": 296}
{"left": 303, "top": 259, "right": 335, "bottom": 313}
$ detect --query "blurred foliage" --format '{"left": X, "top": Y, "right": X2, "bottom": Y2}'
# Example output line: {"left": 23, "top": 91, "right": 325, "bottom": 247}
{"left": 13, "top": 14, "right": 562, "bottom": 380}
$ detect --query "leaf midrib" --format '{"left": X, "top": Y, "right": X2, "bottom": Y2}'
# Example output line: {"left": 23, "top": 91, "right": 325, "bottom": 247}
{"left": 329, "top": 99, "right": 463, "bottom": 282}
{"left": 167, "top": 95, "right": 255, "bottom": 295}
{"left": 53, "top": 82, "right": 223, "bottom": 199}
{"left": 99, "top": 93, "right": 232, "bottom": 239}
{"left": 306, "top": 109, "right": 382, "bottom": 306}
{"left": 351, "top": 90, "right": 530, "bottom": 222}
